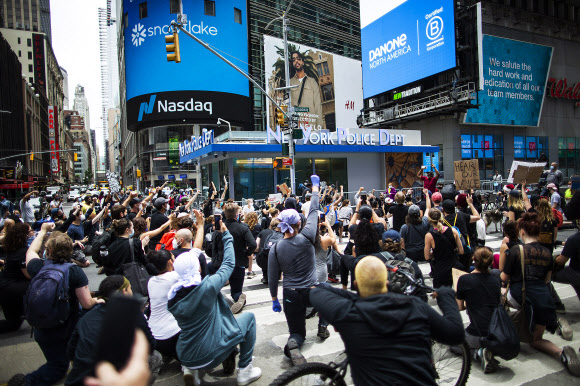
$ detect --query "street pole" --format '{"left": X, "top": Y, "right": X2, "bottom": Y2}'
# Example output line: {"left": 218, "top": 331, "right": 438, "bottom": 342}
{"left": 282, "top": 14, "right": 296, "bottom": 195}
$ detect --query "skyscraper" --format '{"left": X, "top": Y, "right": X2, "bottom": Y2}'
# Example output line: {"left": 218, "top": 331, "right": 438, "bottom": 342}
{"left": 73, "top": 84, "right": 90, "bottom": 134}
{"left": 0, "top": 0, "right": 52, "bottom": 42}
{"left": 60, "top": 66, "right": 69, "bottom": 109}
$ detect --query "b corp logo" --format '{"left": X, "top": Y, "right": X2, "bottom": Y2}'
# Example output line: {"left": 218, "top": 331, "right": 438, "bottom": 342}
{"left": 426, "top": 16, "right": 444, "bottom": 41}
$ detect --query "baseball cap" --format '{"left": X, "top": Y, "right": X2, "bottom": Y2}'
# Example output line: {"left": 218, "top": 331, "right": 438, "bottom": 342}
{"left": 509, "top": 189, "right": 521, "bottom": 198}
{"left": 546, "top": 183, "right": 557, "bottom": 190}
{"left": 382, "top": 229, "right": 401, "bottom": 243}
{"left": 529, "top": 194, "right": 541, "bottom": 207}
{"left": 128, "top": 198, "right": 140, "bottom": 208}
{"left": 408, "top": 204, "right": 421, "bottom": 216}
{"left": 442, "top": 199, "right": 456, "bottom": 213}
{"left": 432, "top": 192, "right": 442, "bottom": 203}
{"left": 385, "top": 197, "right": 393, "bottom": 204}
{"left": 50, "top": 208, "right": 59, "bottom": 217}
{"left": 154, "top": 197, "right": 168, "bottom": 207}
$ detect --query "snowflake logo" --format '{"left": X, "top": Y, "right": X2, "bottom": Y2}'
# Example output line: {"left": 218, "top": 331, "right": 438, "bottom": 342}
{"left": 131, "top": 23, "right": 146, "bottom": 47}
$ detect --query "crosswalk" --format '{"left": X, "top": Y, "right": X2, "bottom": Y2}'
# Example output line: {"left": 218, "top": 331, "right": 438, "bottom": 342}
{"left": 199, "top": 231, "right": 580, "bottom": 386}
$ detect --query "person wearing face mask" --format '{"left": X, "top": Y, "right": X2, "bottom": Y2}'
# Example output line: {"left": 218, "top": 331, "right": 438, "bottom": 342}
{"left": 102, "top": 218, "right": 148, "bottom": 284}
{"left": 545, "top": 162, "right": 564, "bottom": 190}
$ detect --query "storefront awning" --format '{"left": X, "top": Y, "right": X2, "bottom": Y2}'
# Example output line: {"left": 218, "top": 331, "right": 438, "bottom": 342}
{"left": 180, "top": 143, "right": 439, "bottom": 164}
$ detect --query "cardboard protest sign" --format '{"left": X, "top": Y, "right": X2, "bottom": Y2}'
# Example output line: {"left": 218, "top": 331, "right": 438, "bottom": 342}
{"left": 507, "top": 161, "right": 546, "bottom": 184}
{"left": 278, "top": 183, "right": 290, "bottom": 196}
{"left": 452, "top": 268, "right": 469, "bottom": 292}
{"left": 454, "top": 159, "right": 480, "bottom": 190}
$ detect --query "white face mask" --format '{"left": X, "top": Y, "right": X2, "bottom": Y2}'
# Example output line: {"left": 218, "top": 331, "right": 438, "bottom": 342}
{"left": 80, "top": 215, "right": 86, "bottom": 221}
{"left": 172, "top": 238, "right": 181, "bottom": 249}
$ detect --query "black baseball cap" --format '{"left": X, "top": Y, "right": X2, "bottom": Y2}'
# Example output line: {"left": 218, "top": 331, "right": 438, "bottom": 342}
{"left": 128, "top": 198, "right": 140, "bottom": 208}
{"left": 442, "top": 199, "right": 455, "bottom": 213}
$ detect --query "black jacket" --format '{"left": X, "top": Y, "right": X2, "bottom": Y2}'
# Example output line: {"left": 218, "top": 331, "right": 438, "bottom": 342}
{"left": 309, "top": 285, "right": 464, "bottom": 386}
{"left": 210, "top": 218, "right": 257, "bottom": 268}
{"left": 65, "top": 304, "right": 154, "bottom": 386}
{"left": 564, "top": 190, "right": 580, "bottom": 221}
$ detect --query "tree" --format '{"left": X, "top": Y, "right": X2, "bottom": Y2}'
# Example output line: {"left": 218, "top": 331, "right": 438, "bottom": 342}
{"left": 83, "top": 169, "right": 93, "bottom": 185}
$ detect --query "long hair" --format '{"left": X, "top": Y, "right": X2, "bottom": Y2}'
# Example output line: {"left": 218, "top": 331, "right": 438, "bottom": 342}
{"left": 244, "top": 211, "right": 258, "bottom": 231}
{"left": 508, "top": 195, "right": 525, "bottom": 212}
{"left": 536, "top": 198, "right": 555, "bottom": 223}
{"left": 4, "top": 222, "right": 30, "bottom": 252}
{"left": 353, "top": 218, "right": 380, "bottom": 255}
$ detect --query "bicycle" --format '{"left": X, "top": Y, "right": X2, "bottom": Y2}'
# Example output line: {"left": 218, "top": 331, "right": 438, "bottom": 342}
{"left": 270, "top": 263, "right": 471, "bottom": 386}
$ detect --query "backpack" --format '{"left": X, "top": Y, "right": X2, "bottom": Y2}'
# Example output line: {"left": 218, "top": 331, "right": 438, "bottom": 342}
{"left": 24, "top": 262, "right": 74, "bottom": 329}
{"left": 538, "top": 219, "right": 555, "bottom": 245}
{"left": 92, "top": 230, "right": 113, "bottom": 266}
{"left": 156, "top": 231, "right": 176, "bottom": 251}
{"left": 440, "top": 184, "right": 456, "bottom": 201}
{"left": 260, "top": 230, "right": 284, "bottom": 259}
{"left": 443, "top": 214, "right": 471, "bottom": 255}
{"left": 552, "top": 208, "right": 563, "bottom": 228}
{"left": 374, "top": 252, "right": 416, "bottom": 294}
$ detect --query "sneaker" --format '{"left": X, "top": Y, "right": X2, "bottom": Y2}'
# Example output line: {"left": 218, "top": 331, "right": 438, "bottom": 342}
{"left": 561, "top": 346, "right": 580, "bottom": 377}
{"left": 230, "top": 293, "right": 247, "bottom": 314}
{"left": 222, "top": 347, "right": 239, "bottom": 375}
{"left": 261, "top": 276, "right": 268, "bottom": 285}
{"left": 7, "top": 374, "right": 26, "bottom": 386}
{"left": 317, "top": 325, "right": 330, "bottom": 340}
{"left": 182, "top": 367, "right": 201, "bottom": 386}
{"left": 98, "top": 267, "right": 105, "bottom": 275}
{"left": 558, "top": 318, "right": 573, "bottom": 341}
{"left": 237, "top": 360, "right": 262, "bottom": 385}
{"left": 555, "top": 302, "right": 567, "bottom": 314}
{"left": 327, "top": 274, "right": 339, "bottom": 283}
{"left": 480, "top": 348, "right": 498, "bottom": 374}
{"left": 287, "top": 338, "right": 306, "bottom": 366}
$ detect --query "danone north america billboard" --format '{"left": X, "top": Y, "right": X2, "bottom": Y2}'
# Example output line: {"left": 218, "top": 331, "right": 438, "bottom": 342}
{"left": 464, "top": 35, "right": 553, "bottom": 126}
{"left": 360, "top": 0, "right": 457, "bottom": 99}
{"left": 123, "top": 0, "right": 250, "bottom": 131}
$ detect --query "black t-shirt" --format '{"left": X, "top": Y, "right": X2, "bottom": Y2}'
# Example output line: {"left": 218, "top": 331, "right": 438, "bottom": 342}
{"left": 444, "top": 212, "right": 471, "bottom": 248}
{"left": 561, "top": 232, "right": 580, "bottom": 271}
{"left": 257, "top": 229, "right": 273, "bottom": 249}
{"left": 504, "top": 242, "right": 553, "bottom": 283}
{"left": 27, "top": 258, "right": 89, "bottom": 323}
{"left": 249, "top": 224, "right": 262, "bottom": 239}
{"left": 148, "top": 212, "right": 169, "bottom": 249}
{"left": 388, "top": 204, "right": 408, "bottom": 232}
{"left": 127, "top": 211, "right": 138, "bottom": 221}
{"left": 106, "top": 237, "right": 147, "bottom": 275}
{"left": 456, "top": 273, "right": 501, "bottom": 336}
{"left": 508, "top": 206, "right": 525, "bottom": 221}
{"left": 0, "top": 247, "right": 28, "bottom": 281}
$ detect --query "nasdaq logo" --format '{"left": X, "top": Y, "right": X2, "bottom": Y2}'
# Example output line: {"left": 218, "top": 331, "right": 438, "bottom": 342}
{"left": 138, "top": 95, "right": 156, "bottom": 122}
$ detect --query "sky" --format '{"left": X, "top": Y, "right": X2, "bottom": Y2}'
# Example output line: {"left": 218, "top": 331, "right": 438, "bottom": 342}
{"left": 50, "top": 0, "right": 108, "bottom": 158}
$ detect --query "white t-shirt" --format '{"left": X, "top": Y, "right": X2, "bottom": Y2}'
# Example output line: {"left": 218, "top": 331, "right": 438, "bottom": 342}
{"left": 147, "top": 271, "right": 181, "bottom": 340}
{"left": 243, "top": 205, "right": 254, "bottom": 215}
{"left": 301, "top": 201, "right": 311, "bottom": 216}
{"left": 20, "top": 199, "right": 34, "bottom": 223}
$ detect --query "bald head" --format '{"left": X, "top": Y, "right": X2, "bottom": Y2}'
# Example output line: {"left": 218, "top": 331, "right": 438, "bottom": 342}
{"left": 354, "top": 256, "right": 388, "bottom": 298}
{"left": 175, "top": 229, "right": 193, "bottom": 248}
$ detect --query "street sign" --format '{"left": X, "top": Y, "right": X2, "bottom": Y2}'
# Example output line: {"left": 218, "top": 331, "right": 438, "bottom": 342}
{"left": 179, "top": 174, "right": 187, "bottom": 179}
{"left": 282, "top": 158, "right": 292, "bottom": 166}
{"left": 158, "top": 176, "right": 164, "bottom": 180}
{"left": 168, "top": 175, "right": 175, "bottom": 179}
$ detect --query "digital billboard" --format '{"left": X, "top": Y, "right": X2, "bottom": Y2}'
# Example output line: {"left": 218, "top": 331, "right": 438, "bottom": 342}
{"left": 263, "top": 35, "right": 363, "bottom": 132}
{"left": 464, "top": 35, "right": 553, "bottom": 126}
{"left": 123, "top": 0, "right": 250, "bottom": 131}
{"left": 360, "top": 0, "right": 456, "bottom": 99}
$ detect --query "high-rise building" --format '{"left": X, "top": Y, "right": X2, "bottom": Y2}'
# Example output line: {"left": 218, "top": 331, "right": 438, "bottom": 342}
{"left": 73, "top": 84, "right": 90, "bottom": 134}
{"left": 60, "top": 66, "right": 68, "bottom": 109}
{"left": 0, "top": 0, "right": 52, "bottom": 41}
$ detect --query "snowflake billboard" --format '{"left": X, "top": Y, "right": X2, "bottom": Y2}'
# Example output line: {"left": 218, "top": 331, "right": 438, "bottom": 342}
{"left": 123, "top": 0, "right": 250, "bottom": 131}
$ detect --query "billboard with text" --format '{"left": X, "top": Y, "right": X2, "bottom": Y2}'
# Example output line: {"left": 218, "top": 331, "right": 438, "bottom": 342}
{"left": 123, "top": 0, "right": 250, "bottom": 131}
{"left": 360, "top": 0, "right": 456, "bottom": 98}
{"left": 464, "top": 35, "right": 553, "bottom": 126}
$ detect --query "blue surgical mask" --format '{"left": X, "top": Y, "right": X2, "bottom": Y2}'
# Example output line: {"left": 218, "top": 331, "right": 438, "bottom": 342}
{"left": 129, "top": 230, "right": 134, "bottom": 238}
{"left": 550, "top": 166, "right": 554, "bottom": 170}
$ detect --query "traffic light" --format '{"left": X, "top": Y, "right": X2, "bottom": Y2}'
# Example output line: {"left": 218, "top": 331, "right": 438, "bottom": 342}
{"left": 30, "top": 153, "right": 34, "bottom": 161}
{"left": 273, "top": 157, "right": 284, "bottom": 169}
{"left": 165, "top": 32, "right": 181, "bottom": 63}
{"left": 74, "top": 153, "right": 78, "bottom": 161}
{"left": 275, "top": 105, "right": 288, "bottom": 128}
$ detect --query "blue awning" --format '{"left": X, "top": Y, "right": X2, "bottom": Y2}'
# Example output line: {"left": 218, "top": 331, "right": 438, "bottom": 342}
{"left": 180, "top": 143, "right": 439, "bottom": 164}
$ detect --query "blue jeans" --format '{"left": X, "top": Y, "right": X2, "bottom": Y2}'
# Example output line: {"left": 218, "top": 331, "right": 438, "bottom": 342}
{"left": 26, "top": 325, "right": 70, "bottom": 385}
{"left": 202, "top": 312, "right": 256, "bottom": 369}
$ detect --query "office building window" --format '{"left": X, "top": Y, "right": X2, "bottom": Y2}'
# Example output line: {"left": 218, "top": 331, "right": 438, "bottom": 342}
{"left": 139, "top": 2, "right": 148, "bottom": 19}
{"left": 27, "top": 38, "right": 31, "bottom": 47}
{"left": 18, "top": 50, "right": 21, "bottom": 57}
{"left": 204, "top": 0, "right": 215, "bottom": 16}
{"left": 18, "top": 37, "right": 21, "bottom": 44}
{"left": 460, "top": 133, "right": 504, "bottom": 180}
{"left": 28, "top": 64, "right": 33, "bottom": 72}
{"left": 514, "top": 136, "right": 548, "bottom": 161}
{"left": 169, "top": 0, "right": 180, "bottom": 14}
{"left": 234, "top": 7, "right": 242, "bottom": 24}
{"left": 558, "top": 137, "right": 580, "bottom": 177}
{"left": 28, "top": 51, "right": 32, "bottom": 59}
{"left": 29, "top": 77, "right": 33, "bottom": 84}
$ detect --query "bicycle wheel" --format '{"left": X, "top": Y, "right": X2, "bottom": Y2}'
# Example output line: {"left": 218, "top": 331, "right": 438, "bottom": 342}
{"left": 270, "top": 362, "right": 347, "bottom": 386}
{"left": 432, "top": 340, "right": 471, "bottom": 386}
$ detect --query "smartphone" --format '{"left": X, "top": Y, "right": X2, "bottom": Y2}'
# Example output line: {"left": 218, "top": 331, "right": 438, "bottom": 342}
{"left": 95, "top": 295, "right": 141, "bottom": 371}
{"left": 214, "top": 214, "right": 221, "bottom": 230}
{"left": 320, "top": 213, "right": 326, "bottom": 222}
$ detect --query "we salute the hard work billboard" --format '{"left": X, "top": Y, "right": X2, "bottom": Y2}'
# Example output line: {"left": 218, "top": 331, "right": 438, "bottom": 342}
{"left": 263, "top": 35, "right": 363, "bottom": 132}
{"left": 360, "top": 0, "right": 457, "bottom": 99}
{"left": 464, "top": 35, "right": 553, "bottom": 126}
{"left": 123, "top": 0, "right": 250, "bottom": 131}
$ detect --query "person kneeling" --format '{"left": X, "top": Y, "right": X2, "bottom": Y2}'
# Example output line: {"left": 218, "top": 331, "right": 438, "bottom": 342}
{"left": 168, "top": 219, "right": 261, "bottom": 386}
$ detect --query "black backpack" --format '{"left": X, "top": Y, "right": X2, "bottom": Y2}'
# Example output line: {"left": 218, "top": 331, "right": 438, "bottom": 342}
{"left": 256, "top": 230, "right": 284, "bottom": 265}
{"left": 92, "top": 230, "right": 114, "bottom": 266}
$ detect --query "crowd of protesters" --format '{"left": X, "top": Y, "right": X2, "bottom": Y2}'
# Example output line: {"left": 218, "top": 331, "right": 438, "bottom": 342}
{"left": 0, "top": 165, "right": 579, "bottom": 385}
